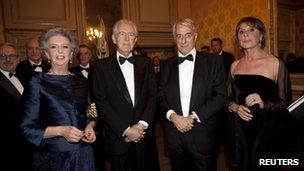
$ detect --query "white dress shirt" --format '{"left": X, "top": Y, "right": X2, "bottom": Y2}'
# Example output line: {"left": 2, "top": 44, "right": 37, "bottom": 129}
{"left": 116, "top": 52, "right": 149, "bottom": 135}
{"left": 80, "top": 64, "right": 90, "bottom": 78}
{"left": 0, "top": 69, "right": 24, "bottom": 94}
{"left": 166, "top": 48, "right": 201, "bottom": 122}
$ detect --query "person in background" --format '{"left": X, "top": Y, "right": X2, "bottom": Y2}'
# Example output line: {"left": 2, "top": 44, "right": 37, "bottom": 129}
{"left": 227, "top": 16, "right": 302, "bottom": 170}
{"left": 211, "top": 37, "right": 235, "bottom": 79}
{"left": 69, "top": 44, "right": 92, "bottom": 79}
{"left": 200, "top": 45, "right": 210, "bottom": 53}
{"left": 69, "top": 44, "right": 107, "bottom": 171}
{"left": 0, "top": 43, "right": 34, "bottom": 170}
{"left": 152, "top": 56, "right": 161, "bottom": 73}
{"left": 15, "top": 37, "right": 50, "bottom": 87}
{"left": 93, "top": 19, "right": 159, "bottom": 171}
{"left": 159, "top": 18, "right": 227, "bottom": 171}
{"left": 20, "top": 27, "right": 96, "bottom": 171}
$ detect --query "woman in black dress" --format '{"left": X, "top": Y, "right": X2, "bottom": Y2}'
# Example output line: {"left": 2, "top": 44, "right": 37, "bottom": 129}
{"left": 227, "top": 17, "right": 302, "bottom": 170}
{"left": 21, "top": 27, "right": 96, "bottom": 171}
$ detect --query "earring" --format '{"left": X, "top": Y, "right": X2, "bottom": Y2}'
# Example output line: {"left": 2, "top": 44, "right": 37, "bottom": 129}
{"left": 69, "top": 59, "right": 72, "bottom": 64}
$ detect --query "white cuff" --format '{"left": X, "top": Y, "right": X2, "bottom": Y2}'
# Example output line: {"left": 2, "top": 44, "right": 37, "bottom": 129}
{"left": 166, "top": 109, "right": 175, "bottom": 121}
{"left": 122, "top": 126, "right": 130, "bottom": 137}
{"left": 138, "top": 120, "right": 149, "bottom": 129}
{"left": 191, "top": 111, "right": 201, "bottom": 123}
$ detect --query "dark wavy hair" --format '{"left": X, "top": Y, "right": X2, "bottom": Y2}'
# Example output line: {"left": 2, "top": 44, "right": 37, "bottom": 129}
{"left": 235, "top": 16, "right": 266, "bottom": 49}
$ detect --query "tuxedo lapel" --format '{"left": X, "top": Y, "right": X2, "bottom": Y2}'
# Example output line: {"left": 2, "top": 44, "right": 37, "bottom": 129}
{"left": 0, "top": 73, "right": 21, "bottom": 100}
{"left": 170, "top": 56, "right": 183, "bottom": 114}
{"left": 109, "top": 57, "right": 133, "bottom": 106}
{"left": 133, "top": 57, "right": 144, "bottom": 107}
{"left": 189, "top": 54, "right": 207, "bottom": 111}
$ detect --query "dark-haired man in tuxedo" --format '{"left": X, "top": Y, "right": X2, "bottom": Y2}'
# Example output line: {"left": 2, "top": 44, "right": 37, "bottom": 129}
{"left": 15, "top": 37, "right": 49, "bottom": 87}
{"left": 159, "top": 19, "right": 227, "bottom": 171}
{"left": 69, "top": 44, "right": 92, "bottom": 79}
{"left": 210, "top": 37, "right": 235, "bottom": 79}
{"left": 0, "top": 43, "right": 33, "bottom": 170}
{"left": 93, "top": 19, "right": 159, "bottom": 171}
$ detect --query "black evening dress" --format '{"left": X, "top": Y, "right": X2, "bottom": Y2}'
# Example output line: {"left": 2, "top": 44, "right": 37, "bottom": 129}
{"left": 21, "top": 73, "right": 95, "bottom": 171}
{"left": 228, "top": 60, "right": 303, "bottom": 170}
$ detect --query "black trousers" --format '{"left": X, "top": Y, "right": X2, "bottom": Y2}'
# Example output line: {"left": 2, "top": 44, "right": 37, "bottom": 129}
{"left": 167, "top": 126, "right": 220, "bottom": 171}
{"left": 109, "top": 140, "right": 160, "bottom": 171}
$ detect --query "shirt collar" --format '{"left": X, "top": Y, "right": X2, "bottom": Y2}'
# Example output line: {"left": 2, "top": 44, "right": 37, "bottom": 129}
{"left": 116, "top": 51, "right": 133, "bottom": 58}
{"left": 29, "top": 59, "right": 42, "bottom": 66}
{"left": 178, "top": 48, "right": 196, "bottom": 59}
{"left": 116, "top": 51, "right": 133, "bottom": 65}
{"left": 0, "top": 68, "right": 11, "bottom": 79}
{"left": 80, "top": 64, "right": 90, "bottom": 68}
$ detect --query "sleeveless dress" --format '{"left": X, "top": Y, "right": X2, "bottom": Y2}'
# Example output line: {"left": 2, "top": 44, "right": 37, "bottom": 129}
{"left": 231, "top": 74, "right": 303, "bottom": 170}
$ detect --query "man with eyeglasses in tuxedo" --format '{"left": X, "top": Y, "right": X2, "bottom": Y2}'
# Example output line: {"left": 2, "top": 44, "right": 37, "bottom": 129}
{"left": 0, "top": 43, "right": 34, "bottom": 170}
{"left": 93, "top": 19, "right": 159, "bottom": 171}
{"left": 159, "top": 18, "right": 227, "bottom": 171}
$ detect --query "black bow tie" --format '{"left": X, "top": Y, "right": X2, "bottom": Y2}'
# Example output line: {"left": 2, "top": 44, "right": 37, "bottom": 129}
{"left": 178, "top": 54, "right": 193, "bottom": 64}
{"left": 32, "top": 64, "right": 42, "bottom": 69}
{"left": 9, "top": 72, "right": 16, "bottom": 78}
{"left": 119, "top": 56, "right": 134, "bottom": 64}
{"left": 80, "top": 67, "right": 90, "bottom": 72}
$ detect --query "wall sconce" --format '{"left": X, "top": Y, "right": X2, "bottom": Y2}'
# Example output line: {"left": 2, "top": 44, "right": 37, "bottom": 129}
{"left": 86, "top": 27, "right": 103, "bottom": 41}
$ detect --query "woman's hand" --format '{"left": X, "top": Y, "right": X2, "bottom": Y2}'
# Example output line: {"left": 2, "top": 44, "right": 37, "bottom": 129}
{"left": 245, "top": 93, "right": 264, "bottom": 109}
{"left": 229, "top": 102, "right": 252, "bottom": 121}
{"left": 60, "top": 126, "right": 85, "bottom": 143}
{"left": 237, "top": 105, "right": 253, "bottom": 121}
{"left": 82, "top": 121, "right": 96, "bottom": 143}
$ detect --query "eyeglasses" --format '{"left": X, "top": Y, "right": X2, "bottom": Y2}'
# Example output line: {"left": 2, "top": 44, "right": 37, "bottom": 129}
{"left": 0, "top": 54, "right": 18, "bottom": 60}
{"left": 48, "top": 44, "right": 71, "bottom": 51}
{"left": 238, "top": 28, "right": 256, "bottom": 35}
{"left": 175, "top": 33, "right": 194, "bottom": 40}
{"left": 116, "top": 32, "right": 137, "bottom": 40}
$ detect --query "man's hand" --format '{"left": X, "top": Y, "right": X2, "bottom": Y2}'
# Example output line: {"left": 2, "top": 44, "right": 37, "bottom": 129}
{"left": 170, "top": 113, "right": 194, "bottom": 133}
{"left": 124, "top": 125, "right": 145, "bottom": 143}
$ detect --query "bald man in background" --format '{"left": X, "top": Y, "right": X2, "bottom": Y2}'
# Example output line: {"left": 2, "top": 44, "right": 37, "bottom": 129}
{"left": 15, "top": 37, "right": 50, "bottom": 87}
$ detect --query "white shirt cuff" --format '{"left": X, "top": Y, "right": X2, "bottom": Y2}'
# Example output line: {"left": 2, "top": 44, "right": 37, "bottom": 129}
{"left": 166, "top": 109, "right": 175, "bottom": 121}
{"left": 138, "top": 120, "right": 149, "bottom": 129}
{"left": 122, "top": 126, "right": 130, "bottom": 137}
{"left": 191, "top": 111, "right": 201, "bottom": 123}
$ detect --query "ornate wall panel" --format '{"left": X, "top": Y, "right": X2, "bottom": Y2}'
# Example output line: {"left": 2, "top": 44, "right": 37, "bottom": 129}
{"left": 0, "top": 1, "right": 4, "bottom": 42}
{"left": 295, "top": 9, "right": 304, "bottom": 57}
{"left": 1, "top": 0, "right": 86, "bottom": 60}
{"left": 191, "top": 0, "right": 274, "bottom": 57}
{"left": 3, "top": 0, "right": 76, "bottom": 30}
{"left": 122, "top": 0, "right": 177, "bottom": 47}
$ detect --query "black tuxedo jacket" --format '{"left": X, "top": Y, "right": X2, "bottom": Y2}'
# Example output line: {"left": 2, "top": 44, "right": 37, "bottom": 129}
{"left": 221, "top": 51, "right": 235, "bottom": 77}
{"left": 159, "top": 52, "right": 227, "bottom": 152}
{"left": 69, "top": 65, "right": 93, "bottom": 75}
{"left": 15, "top": 59, "right": 50, "bottom": 87}
{"left": 93, "top": 55, "right": 157, "bottom": 155}
{"left": 0, "top": 72, "right": 33, "bottom": 169}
